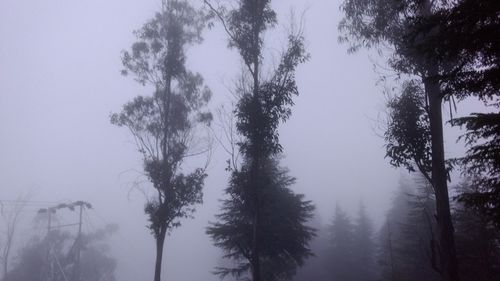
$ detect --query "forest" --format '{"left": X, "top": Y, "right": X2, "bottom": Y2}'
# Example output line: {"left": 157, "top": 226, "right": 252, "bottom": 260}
{"left": 0, "top": 0, "right": 498, "bottom": 281}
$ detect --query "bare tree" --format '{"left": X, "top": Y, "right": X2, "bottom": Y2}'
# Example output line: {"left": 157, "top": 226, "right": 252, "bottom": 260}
{"left": 0, "top": 196, "right": 29, "bottom": 280}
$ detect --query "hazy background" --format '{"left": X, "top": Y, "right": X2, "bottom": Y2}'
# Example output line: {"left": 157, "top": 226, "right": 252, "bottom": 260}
{"left": 0, "top": 0, "right": 476, "bottom": 281}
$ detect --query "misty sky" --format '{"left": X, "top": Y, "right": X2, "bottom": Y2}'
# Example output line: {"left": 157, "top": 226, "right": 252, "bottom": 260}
{"left": 0, "top": 1, "right": 479, "bottom": 281}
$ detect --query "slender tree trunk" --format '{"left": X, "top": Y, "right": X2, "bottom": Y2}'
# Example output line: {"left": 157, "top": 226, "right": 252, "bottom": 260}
{"left": 250, "top": 1, "right": 262, "bottom": 280}
{"left": 154, "top": 226, "right": 167, "bottom": 281}
{"left": 155, "top": 4, "right": 173, "bottom": 281}
{"left": 251, "top": 209, "right": 260, "bottom": 281}
{"left": 419, "top": 0, "right": 459, "bottom": 279}
{"left": 424, "top": 75, "right": 459, "bottom": 281}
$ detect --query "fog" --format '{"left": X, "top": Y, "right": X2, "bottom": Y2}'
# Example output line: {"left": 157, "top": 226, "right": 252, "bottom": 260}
{"left": 0, "top": 1, "right": 488, "bottom": 281}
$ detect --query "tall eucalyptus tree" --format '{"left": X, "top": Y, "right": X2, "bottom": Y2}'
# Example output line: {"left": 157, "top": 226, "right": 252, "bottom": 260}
{"left": 111, "top": 1, "right": 212, "bottom": 280}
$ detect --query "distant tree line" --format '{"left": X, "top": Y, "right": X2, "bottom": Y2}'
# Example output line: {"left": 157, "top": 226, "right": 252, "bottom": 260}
{"left": 291, "top": 176, "right": 500, "bottom": 281}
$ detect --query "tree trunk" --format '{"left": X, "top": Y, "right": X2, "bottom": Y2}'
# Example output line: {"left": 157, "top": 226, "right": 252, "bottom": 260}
{"left": 419, "top": 0, "right": 459, "bottom": 279}
{"left": 154, "top": 226, "right": 167, "bottom": 281}
{"left": 424, "top": 76, "right": 459, "bottom": 281}
{"left": 250, "top": 0, "right": 262, "bottom": 280}
{"left": 251, "top": 210, "right": 261, "bottom": 281}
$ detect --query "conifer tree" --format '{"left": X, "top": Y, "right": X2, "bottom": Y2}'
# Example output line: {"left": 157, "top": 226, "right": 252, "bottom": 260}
{"left": 352, "top": 203, "right": 375, "bottom": 281}
{"left": 453, "top": 179, "right": 500, "bottom": 281}
{"left": 377, "top": 176, "right": 440, "bottom": 281}
{"left": 327, "top": 204, "right": 354, "bottom": 281}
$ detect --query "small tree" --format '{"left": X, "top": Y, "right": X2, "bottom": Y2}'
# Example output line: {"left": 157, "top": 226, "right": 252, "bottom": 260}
{"left": 0, "top": 197, "right": 27, "bottom": 281}
{"left": 111, "top": 1, "right": 212, "bottom": 281}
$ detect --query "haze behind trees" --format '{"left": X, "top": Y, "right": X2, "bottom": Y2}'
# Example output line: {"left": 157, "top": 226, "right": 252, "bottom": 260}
{"left": 0, "top": 0, "right": 498, "bottom": 281}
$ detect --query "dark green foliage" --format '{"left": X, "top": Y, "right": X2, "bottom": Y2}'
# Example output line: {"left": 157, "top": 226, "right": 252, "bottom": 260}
{"left": 111, "top": 2, "right": 211, "bottom": 280}
{"left": 339, "top": 0, "right": 446, "bottom": 74}
{"left": 430, "top": 0, "right": 500, "bottom": 228}
{"left": 385, "top": 81, "right": 432, "bottom": 181}
{"left": 339, "top": 2, "right": 467, "bottom": 279}
{"left": 225, "top": 0, "right": 276, "bottom": 67}
{"left": 121, "top": 1, "right": 206, "bottom": 84}
{"left": 111, "top": 0, "right": 211, "bottom": 238}
{"left": 452, "top": 113, "right": 500, "bottom": 228}
{"left": 235, "top": 34, "right": 308, "bottom": 157}
{"left": 453, "top": 179, "right": 500, "bottom": 281}
{"left": 207, "top": 159, "right": 315, "bottom": 281}
{"left": 404, "top": 0, "right": 499, "bottom": 102}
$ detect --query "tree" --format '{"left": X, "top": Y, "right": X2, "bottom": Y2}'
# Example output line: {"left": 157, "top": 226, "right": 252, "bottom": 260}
{"left": 204, "top": 1, "right": 313, "bottom": 281}
{"left": 384, "top": 81, "right": 432, "bottom": 184}
{"left": 110, "top": 1, "right": 212, "bottom": 281}
{"left": 432, "top": 0, "right": 500, "bottom": 228}
{"left": 327, "top": 204, "right": 355, "bottom": 281}
{"left": 339, "top": 1, "right": 461, "bottom": 279}
{"left": 453, "top": 179, "right": 500, "bottom": 281}
{"left": 208, "top": 158, "right": 315, "bottom": 281}
{"left": 4, "top": 225, "right": 118, "bottom": 281}
{"left": 352, "top": 202, "right": 375, "bottom": 281}
{"left": 452, "top": 112, "right": 500, "bottom": 228}
{"left": 292, "top": 216, "right": 330, "bottom": 281}
{"left": 377, "top": 180, "right": 413, "bottom": 281}
{"left": 0, "top": 197, "right": 28, "bottom": 281}
{"left": 377, "top": 176, "right": 440, "bottom": 281}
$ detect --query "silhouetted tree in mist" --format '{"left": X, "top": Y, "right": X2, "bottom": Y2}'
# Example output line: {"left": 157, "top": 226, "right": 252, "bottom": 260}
{"left": 203, "top": 0, "right": 313, "bottom": 280}
{"left": 324, "top": 203, "right": 376, "bottom": 281}
{"left": 339, "top": 1, "right": 462, "bottom": 278}
{"left": 376, "top": 176, "right": 500, "bottom": 281}
{"left": 292, "top": 216, "right": 330, "bottom": 281}
{"left": 110, "top": 1, "right": 212, "bottom": 281}
{"left": 352, "top": 203, "right": 376, "bottom": 281}
{"left": 444, "top": 1, "right": 500, "bottom": 226}
{"left": 377, "top": 176, "right": 440, "bottom": 281}
{"left": 340, "top": 1, "right": 500, "bottom": 278}
{"left": 453, "top": 179, "right": 500, "bottom": 281}
{"left": 327, "top": 204, "right": 355, "bottom": 281}
{"left": 207, "top": 158, "right": 315, "bottom": 281}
